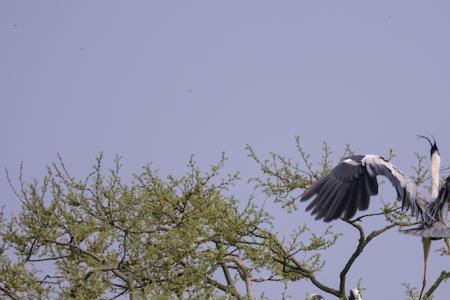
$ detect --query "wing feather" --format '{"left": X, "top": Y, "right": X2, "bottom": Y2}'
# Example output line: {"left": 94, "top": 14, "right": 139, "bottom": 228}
{"left": 358, "top": 176, "right": 372, "bottom": 210}
{"left": 301, "top": 154, "right": 421, "bottom": 222}
{"left": 317, "top": 179, "right": 348, "bottom": 213}
{"left": 325, "top": 181, "right": 354, "bottom": 221}
{"left": 344, "top": 182, "right": 360, "bottom": 219}
{"left": 354, "top": 179, "right": 365, "bottom": 210}
{"left": 301, "top": 173, "right": 331, "bottom": 201}
{"left": 305, "top": 175, "right": 338, "bottom": 211}
{"left": 362, "top": 155, "right": 420, "bottom": 216}
{"left": 427, "top": 176, "right": 450, "bottom": 223}
{"left": 319, "top": 182, "right": 350, "bottom": 221}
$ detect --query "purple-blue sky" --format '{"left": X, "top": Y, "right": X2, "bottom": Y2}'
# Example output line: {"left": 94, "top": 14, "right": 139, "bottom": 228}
{"left": 2, "top": 1, "right": 450, "bottom": 299}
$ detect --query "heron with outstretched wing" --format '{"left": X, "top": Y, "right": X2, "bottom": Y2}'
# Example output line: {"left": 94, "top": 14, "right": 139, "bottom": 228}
{"left": 301, "top": 136, "right": 450, "bottom": 299}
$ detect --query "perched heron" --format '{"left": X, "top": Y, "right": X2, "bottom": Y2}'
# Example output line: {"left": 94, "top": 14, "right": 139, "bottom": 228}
{"left": 308, "top": 294, "right": 325, "bottom": 300}
{"left": 349, "top": 288, "right": 363, "bottom": 300}
{"left": 300, "top": 136, "right": 450, "bottom": 299}
{"left": 307, "top": 288, "right": 362, "bottom": 300}
{"left": 400, "top": 136, "right": 450, "bottom": 298}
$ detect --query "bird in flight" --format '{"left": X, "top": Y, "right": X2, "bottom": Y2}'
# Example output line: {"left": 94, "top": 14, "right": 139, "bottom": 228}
{"left": 300, "top": 135, "right": 450, "bottom": 299}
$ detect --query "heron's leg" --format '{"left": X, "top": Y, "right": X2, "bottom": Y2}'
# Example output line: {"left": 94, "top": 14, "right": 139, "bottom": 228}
{"left": 419, "top": 237, "right": 431, "bottom": 300}
{"left": 444, "top": 238, "right": 450, "bottom": 255}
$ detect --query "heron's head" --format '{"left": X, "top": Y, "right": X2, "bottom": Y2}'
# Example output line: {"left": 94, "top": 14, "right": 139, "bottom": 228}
{"left": 308, "top": 294, "right": 325, "bottom": 300}
{"left": 417, "top": 135, "right": 439, "bottom": 157}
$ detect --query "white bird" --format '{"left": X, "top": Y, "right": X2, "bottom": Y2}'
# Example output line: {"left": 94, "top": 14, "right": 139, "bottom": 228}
{"left": 301, "top": 136, "right": 450, "bottom": 299}
{"left": 308, "top": 293, "right": 324, "bottom": 300}
{"left": 349, "top": 288, "right": 363, "bottom": 300}
{"left": 307, "top": 288, "right": 362, "bottom": 300}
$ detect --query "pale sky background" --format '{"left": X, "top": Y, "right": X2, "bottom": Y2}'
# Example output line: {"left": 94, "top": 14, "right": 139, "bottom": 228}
{"left": 2, "top": 1, "right": 450, "bottom": 299}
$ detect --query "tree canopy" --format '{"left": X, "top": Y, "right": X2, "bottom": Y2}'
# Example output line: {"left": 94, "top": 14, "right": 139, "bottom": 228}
{"left": 1, "top": 139, "right": 449, "bottom": 300}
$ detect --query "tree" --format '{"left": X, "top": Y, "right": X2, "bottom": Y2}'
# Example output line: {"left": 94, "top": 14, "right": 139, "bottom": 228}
{"left": 1, "top": 139, "right": 449, "bottom": 300}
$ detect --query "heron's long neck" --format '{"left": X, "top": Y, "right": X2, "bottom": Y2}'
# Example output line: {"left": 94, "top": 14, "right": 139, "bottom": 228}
{"left": 431, "top": 152, "right": 441, "bottom": 198}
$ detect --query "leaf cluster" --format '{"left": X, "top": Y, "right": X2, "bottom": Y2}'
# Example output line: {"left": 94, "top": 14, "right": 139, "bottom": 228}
{"left": 1, "top": 139, "right": 449, "bottom": 300}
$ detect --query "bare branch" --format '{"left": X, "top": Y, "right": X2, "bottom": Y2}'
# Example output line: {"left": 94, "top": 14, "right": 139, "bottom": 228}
{"left": 423, "top": 271, "right": 450, "bottom": 299}
{"left": 257, "top": 231, "right": 340, "bottom": 297}
{"left": 207, "top": 277, "right": 243, "bottom": 300}
{"left": 350, "top": 207, "right": 401, "bottom": 223}
{"left": 339, "top": 219, "right": 397, "bottom": 296}
{"left": 226, "top": 256, "right": 254, "bottom": 300}
{"left": 0, "top": 286, "right": 19, "bottom": 300}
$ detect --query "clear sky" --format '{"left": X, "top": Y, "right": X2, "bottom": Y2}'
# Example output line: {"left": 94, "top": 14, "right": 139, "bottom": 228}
{"left": 2, "top": 1, "right": 450, "bottom": 299}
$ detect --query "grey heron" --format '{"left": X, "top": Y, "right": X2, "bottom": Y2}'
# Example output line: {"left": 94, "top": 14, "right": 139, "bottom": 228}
{"left": 400, "top": 136, "right": 450, "bottom": 298}
{"left": 307, "top": 288, "right": 362, "bottom": 300}
{"left": 308, "top": 294, "right": 325, "bottom": 300}
{"left": 349, "top": 288, "right": 363, "bottom": 300}
{"left": 300, "top": 136, "right": 450, "bottom": 299}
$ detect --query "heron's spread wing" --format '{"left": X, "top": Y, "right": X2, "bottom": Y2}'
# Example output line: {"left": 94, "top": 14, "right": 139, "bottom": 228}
{"left": 301, "top": 154, "right": 421, "bottom": 222}
{"left": 427, "top": 175, "right": 450, "bottom": 223}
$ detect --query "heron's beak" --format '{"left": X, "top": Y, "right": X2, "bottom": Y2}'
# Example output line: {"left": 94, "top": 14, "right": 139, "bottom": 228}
{"left": 417, "top": 134, "right": 433, "bottom": 147}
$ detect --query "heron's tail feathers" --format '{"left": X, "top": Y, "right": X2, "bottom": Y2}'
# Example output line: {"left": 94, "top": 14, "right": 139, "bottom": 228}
{"left": 400, "top": 222, "right": 450, "bottom": 238}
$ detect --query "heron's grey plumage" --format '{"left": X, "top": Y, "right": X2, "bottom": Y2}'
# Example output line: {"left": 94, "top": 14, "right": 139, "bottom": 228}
{"left": 362, "top": 155, "right": 423, "bottom": 215}
{"left": 308, "top": 294, "right": 325, "bottom": 300}
{"left": 301, "top": 136, "right": 450, "bottom": 300}
{"left": 429, "top": 176, "right": 450, "bottom": 223}
{"left": 401, "top": 221, "right": 450, "bottom": 238}
{"left": 349, "top": 289, "right": 363, "bottom": 300}
{"left": 400, "top": 136, "right": 450, "bottom": 299}
{"left": 301, "top": 154, "right": 423, "bottom": 222}
{"left": 401, "top": 175, "right": 450, "bottom": 238}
